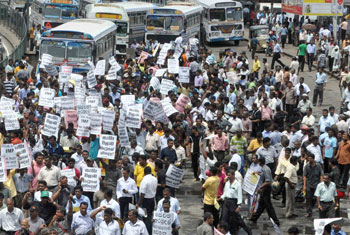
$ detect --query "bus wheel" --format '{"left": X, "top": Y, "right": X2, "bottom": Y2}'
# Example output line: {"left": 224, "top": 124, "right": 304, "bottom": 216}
{"left": 234, "top": 40, "right": 240, "bottom": 46}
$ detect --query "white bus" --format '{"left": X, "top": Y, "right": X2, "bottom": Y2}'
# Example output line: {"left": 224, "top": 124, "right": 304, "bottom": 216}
{"left": 40, "top": 19, "right": 116, "bottom": 73}
{"left": 30, "top": 0, "right": 80, "bottom": 30}
{"left": 145, "top": 1, "right": 203, "bottom": 44}
{"left": 196, "top": 0, "right": 243, "bottom": 45}
{"left": 85, "top": 3, "right": 129, "bottom": 56}
{"left": 111, "top": 1, "right": 157, "bottom": 43}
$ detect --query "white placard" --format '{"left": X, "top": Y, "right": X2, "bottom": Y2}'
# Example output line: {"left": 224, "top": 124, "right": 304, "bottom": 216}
{"left": 144, "top": 99, "right": 168, "bottom": 123}
{"left": 178, "top": 67, "right": 190, "bottom": 83}
{"left": 94, "top": 60, "right": 106, "bottom": 76}
{"left": 86, "top": 96, "right": 99, "bottom": 108}
{"left": 0, "top": 157, "right": 6, "bottom": 182}
{"left": 81, "top": 167, "right": 101, "bottom": 192}
{"left": 61, "top": 169, "right": 76, "bottom": 187}
{"left": 88, "top": 60, "right": 95, "bottom": 70}
{"left": 167, "top": 58, "right": 179, "bottom": 74}
{"left": 150, "top": 77, "right": 160, "bottom": 90}
{"left": 76, "top": 115, "right": 91, "bottom": 137}
{"left": 160, "top": 79, "right": 174, "bottom": 95}
{"left": 118, "top": 125, "right": 130, "bottom": 147}
{"left": 38, "top": 88, "right": 55, "bottom": 108}
{"left": 242, "top": 169, "right": 260, "bottom": 196}
{"left": 42, "top": 114, "right": 61, "bottom": 138}
{"left": 14, "top": 142, "right": 31, "bottom": 169}
{"left": 61, "top": 96, "right": 75, "bottom": 111}
{"left": 4, "top": 113, "right": 20, "bottom": 131}
{"left": 59, "top": 72, "right": 70, "bottom": 83}
{"left": 97, "top": 135, "right": 117, "bottom": 160}
{"left": 152, "top": 211, "right": 173, "bottom": 235}
{"left": 77, "top": 104, "right": 91, "bottom": 115}
{"left": 87, "top": 70, "right": 97, "bottom": 88}
{"left": 160, "top": 100, "right": 178, "bottom": 117}
{"left": 155, "top": 69, "right": 167, "bottom": 78}
{"left": 157, "top": 43, "right": 172, "bottom": 65}
{"left": 126, "top": 104, "right": 142, "bottom": 129}
{"left": 106, "top": 65, "right": 118, "bottom": 80}
{"left": 314, "top": 218, "right": 342, "bottom": 235}
{"left": 165, "top": 164, "right": 185, "bottom": 189}
{"left": 1, "top": 144, "right": 18, "bottom": 169}
{"left": 61, "top": 66, "right": 72, "bottom": 74}
{"left": 0, "top": 97, "right": 15, "bottom": 105}
{"left": 102, "top": 110, "right": 115, "bottom": 131}
{"left": 120, "top": 95, "right": 135, "bottom": 106}
{"left": 90, "top": 113, "right": 102, "bottom": 135}
{"left": 41, "top": 53, "right": 53, "bottom": 66}
{"left": 44, "top": 64, "right": 59, "bottom": 77}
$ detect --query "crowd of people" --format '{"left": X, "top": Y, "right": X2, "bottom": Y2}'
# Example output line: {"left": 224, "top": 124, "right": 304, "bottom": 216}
{"left": 0, "top": 5, "right": 350, "bottom": 235}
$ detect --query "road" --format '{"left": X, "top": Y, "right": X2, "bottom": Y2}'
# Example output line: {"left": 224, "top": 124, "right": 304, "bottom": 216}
{"left": 177, "top": 39, "right": 349, "bottom": 234}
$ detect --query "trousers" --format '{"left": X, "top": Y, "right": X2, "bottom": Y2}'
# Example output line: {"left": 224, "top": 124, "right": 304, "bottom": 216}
{"left": 285, "top": 184, "right": 295, "bottom": 217}
{"left": 319, "top": 201, "right": 335, "bottom": 218}
{"left": 313, "top": 84, "right": 324, "bottom": 105}
{"left": 306, "top": 187, "right": 317, "bottom": 215}
{"left": 221, "top": 198, "right": 251, "bottom": 234}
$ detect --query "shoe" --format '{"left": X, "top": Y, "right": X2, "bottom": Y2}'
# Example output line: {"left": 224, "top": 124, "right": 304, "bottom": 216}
{"left": 304, "top": 213, "right": 312, "bottom": 217}
{"left": 273, "top": 195, "right": 280, "bottom": 200}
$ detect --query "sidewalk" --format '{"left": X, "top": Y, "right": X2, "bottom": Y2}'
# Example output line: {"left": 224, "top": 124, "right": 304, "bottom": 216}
{"left": 0, "top": 24, "right": 21, "bottom": 57}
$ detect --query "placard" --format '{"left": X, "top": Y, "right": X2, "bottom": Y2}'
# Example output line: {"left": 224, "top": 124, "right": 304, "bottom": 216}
{"left": 38, "top": 88, "right": 55, "bottom": 108}
{"left": 59, "top": 72, "right": 70, "bottom": 83}
{"left": 138, "top": 51, "right": 150, "bottom": 64}
{"left": 76, "top": 115, "right": 91, "bottom": 137}
{"left": 102, "top": 110, "right": 115, "bottom": 131}
{"left": 61, "top": 169, "right": 77, "bottom": 187}
{"left": 150, "top": 77, "right": 160, "bottom": 90}
{"left": 4, "top": 113, "right": 20, "bottom": 131}
{"left": 61, "top": 96, "right": 75, "bottom": 111}
{"left": 97, "top": 135, "right": 117, "bottom": 160}
{"left": 160, "top": 79, "right": 174, "bottom": 95}
{"left": 86, "top": 96, "right": 99, "bottom": 108}
{"left": 175, "top": 94, "right": 190, "bottom": 113}
{"left": 64, "top": 110, "right": 78, "bottom": 129}
{"left": 44, "top": 64, "right": 59, "bottom": 77}
{"left": 165, "top": 164, "right": 185, "bottom": 189}
{"left": 155, "top": 69, "right": 166, "bottom": 78}
{"left": 41, "top": 53, "right": 53, "bottom": 66}
{"left": 242, "top": 169, "right": 260, "bottom": 196}
{"left": 120, "top": 95, "right": 135, "bottom": 106}
{"left": 0, "top": 156, "right": 6, "bottom": 182}
{"left": 87, "top": 70, "right": 97, "bottom": 88}
{"left": 167, "top": 58, "right": 179, "bottom": 74}
{"left": 160, "top": 100, "right": 178, "bottom": 117}
{"left": 109, "top": 56, "right": 117, "bottom": 66}
{"left": 157, "top": 43, "right": 172, "bottom": 65}
{"left": 1, "top": 144, "right": 18, "bottom": 169}
{"left": 106, "top": 65, "right": 118, "bottom": 80}
{"left": 61, "top": 66, "right": 72, "bottom": 74}
{"left": 227, "top": 72, "right": 239, "bottom": 85}
{"left": 152, "top": 211, "right": 173, "bottom": 235}
{"left": 81, "top": 167, "right": 101, "bottom": 192}
{"left": 42, "top": 114, "right": 61, "bottom": 138}
{"left": 14, "top": 143, "right": 31, "bottom": 169}
{"left": 90, "top": 113, "right": 102, "bottom": 135}
{"left": 178, "top": 67, "right": 190, "bottom": 83}
{"left": 126, "top": 104, "right": 142, "bottom": 129}
{"left": 94, "top": 60, "right": 106, "bottom": 76}
{"left": 77, "top": 105, "right": 91, "bottom": 115}
{"left": 118, "top": 125, "right": 130, "bottom": 147}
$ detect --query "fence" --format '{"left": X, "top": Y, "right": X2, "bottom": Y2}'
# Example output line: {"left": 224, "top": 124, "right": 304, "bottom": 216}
{"left": 0, "top": 3, "right": 27, "bottom": 69}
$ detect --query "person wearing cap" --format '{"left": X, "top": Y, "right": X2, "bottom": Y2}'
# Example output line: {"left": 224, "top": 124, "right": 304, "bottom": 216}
{"left": 28, "top": 205, "right": 46, "bottom": 234}
{"left": 297, "top": 93, "right": 313, "bottom": 115}
{"left": 23, "top": 190, "right": 57, "bottom": 225}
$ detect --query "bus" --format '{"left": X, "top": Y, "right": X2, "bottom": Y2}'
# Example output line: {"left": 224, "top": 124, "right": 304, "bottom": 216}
{"left": 112, "top": 1, "right": 157, "bottom": 43}
{"left": 195, "top": 0, "right": 244, "bottom": 45}
{"left": 85, "top": 3, "right": 129, "bottom": 55}
{"left": 145, "top": 1, "right": 203, "bottom": 44}
{"left": 30, "top": 0, "right": 80, "bottom": 30}
{"left": 39, "top": 19, "right": 116, "bottom": 73}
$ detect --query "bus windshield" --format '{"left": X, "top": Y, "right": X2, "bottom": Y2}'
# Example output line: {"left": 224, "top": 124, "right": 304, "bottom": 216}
{"left": 116, "top": 22, "right": 128, "bottom": 36}
{"left": 67, "top": 42, "right": 92, "bottom": 63}
{"left": 40, "top": 40, "right": 65, "bottom": 62}
{"left": 210, "top": 9, "right": 225, "bottom": 21}
{"left": 44, "top": 5, "right": 78, "bottom": 18}
{"left": 227, "top": 7, "right": 242, "bottom": 21}
{"left": 147, "top": 15, "right": 183, "bottom": 31}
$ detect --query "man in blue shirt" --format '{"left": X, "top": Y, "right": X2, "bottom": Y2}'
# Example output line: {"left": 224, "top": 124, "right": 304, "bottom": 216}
{"left": 160, "top": 139, "right": 178, "bottom": 164}
{"left": 270, "top": 40, "right": 285, "bottom": 69}
{"left": 318, "top": 109, "right": 334, "bottom": 134}
{"left": 313, "top": 67, "right": 328, "bottom": 106}
{"left": 280, "top": 24, "right": 288, "bottom": 48}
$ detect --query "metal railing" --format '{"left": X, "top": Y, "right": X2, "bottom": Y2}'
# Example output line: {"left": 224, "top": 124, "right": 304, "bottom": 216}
{"left": 0, "top": 3, "right": 27, "bottom": 68}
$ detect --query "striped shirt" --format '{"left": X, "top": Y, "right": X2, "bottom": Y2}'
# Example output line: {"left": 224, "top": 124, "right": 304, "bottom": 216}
{"left": 3, "top": 80, "right": 14, "bottom": 95}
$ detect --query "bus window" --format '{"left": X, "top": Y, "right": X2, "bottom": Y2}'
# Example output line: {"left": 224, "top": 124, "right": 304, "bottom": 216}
{"left": 116, "top": 22, "right": 127, "bottom": 36}
{"left": 67, "top": 41, "right": 92, "bottom": 63}
{"left": 41, "top": 41, "right": 65, "bottom": 61}
{"left": 227, "top": 7, "right": 242, "bottom": 21}
{"left": 210, "top": 8, "right": 225, "bottom": 21}
{"left": 165, "top": 16, "right": 182, "bottom": 31}
{"left": 44, "top": 6, "right": 61, "bottom": 17}
{"left": 147, "top": 15, "right": 164, "bottom": 28}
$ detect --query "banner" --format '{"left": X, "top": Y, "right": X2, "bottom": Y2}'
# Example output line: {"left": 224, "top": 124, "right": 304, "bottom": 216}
{"left": 1, "top": 144, "right": 18, "bottom": 169}
{"left": 76, "top": 115, "right": 91, "bottom": 137}
{"left": 64, "top": 110, "right": 78, "bottom": 129}
{"left": 97, "top": 135, "right": 117, "bottom": 159}
{"left": 42, "top": 114, "right": 61, "bottom": 138}
{"left": 152, "top": 211, "right": 173, "bottom": 235}
{"left": 175, "top": 94, "right": 190, "bottom": 113}
{"left": 303, "top": 0, "right": 343, "bottom": 16}
{"left": 61, "top": 169, "right": 77, "bottom": 187}
{"left": 178, "top": 67, "right": 190, "bottom": 83}
{"left": 282, "top": 0, "right": 303, "bottom": 14}
{"left": 81, "top": 167, "right": 101, "bottom": 192}
{"left": 242, "top": 169, "right": 260, "bottom": 196}
{"left": 166, "top": 164, "right": 185, "bottom": 189}
{"left": 14, "top": 143, "right": 31, "bottom": 169}
{"left": 38, "top": 88, "right": 55, "bottom": 108}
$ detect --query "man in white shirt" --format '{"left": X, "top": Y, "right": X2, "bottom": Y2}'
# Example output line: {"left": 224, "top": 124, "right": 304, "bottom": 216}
{"left": 122, "top": 209, "right": 148, "bottom": 235}
{"left": 0, "top": 198, "right": 24, "bottom": 233}
{"left": 306, "top": 136, "right": 323, "bottom": 164}
{"left": 229, "top": 147, "right": 242, "bottom": 171}
{"left": 137, "top": 166, "right": 157, "bottom": 234}
{"left": 156, "top": 188, "right": 181, "bottom": 214}
{"left": 116, "top": 168, "right": 138, "bottom": 220}
{"left": 301, "top": 108, "right": 316, "bottom": 127}
{"left": 307, "top": 41, "right": 316, "bottom": 72}
{"left": 228, "top": 110, "right": 243, "bottom": 135}
{"left": 90, "top": 207, "right": 121, "bottom": 235}
{"left": 37, "top": 155, "right": 61, "bottom": 191}
{"left": 100, "top": 190, "right": 120, "bottom": 219}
